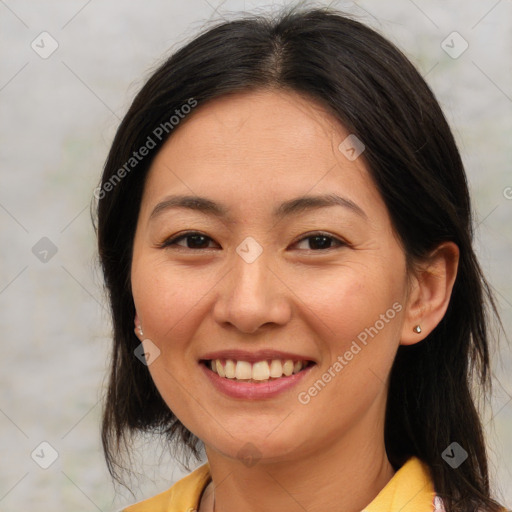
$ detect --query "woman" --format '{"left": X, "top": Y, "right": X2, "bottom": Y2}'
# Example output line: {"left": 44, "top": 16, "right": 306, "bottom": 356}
{"left": 95, "top": 5, "right": 507, "bottom": 512}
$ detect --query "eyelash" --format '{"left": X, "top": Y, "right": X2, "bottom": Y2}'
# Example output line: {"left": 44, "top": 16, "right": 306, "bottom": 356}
{"left": 158, "top": 231, "right": 347, "bottom": 252}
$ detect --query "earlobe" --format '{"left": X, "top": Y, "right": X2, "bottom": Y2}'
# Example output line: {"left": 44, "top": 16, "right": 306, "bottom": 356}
{"left": 134, "top": 312, "right": 144, "bottom": 338}
{"left": 400, "top": 242, "right": 459, "bottom": 346}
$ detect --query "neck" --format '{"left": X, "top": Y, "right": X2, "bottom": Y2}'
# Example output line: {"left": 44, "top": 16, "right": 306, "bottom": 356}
{"left": 202, "top": 418, "right": 395, "bottom": 512}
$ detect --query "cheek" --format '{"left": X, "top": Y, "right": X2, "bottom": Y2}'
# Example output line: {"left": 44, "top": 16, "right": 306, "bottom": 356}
{"left": 132, "top": 256, "right": 211, "bottom": 343}
{"left": 290, "top": 260, "right": 405, "bottom": 404}
{"left": 131, "top": 258, "right": 216, "bottom": 431}
{"left": 292, "top": 258, "right": 404, "bottom": 346}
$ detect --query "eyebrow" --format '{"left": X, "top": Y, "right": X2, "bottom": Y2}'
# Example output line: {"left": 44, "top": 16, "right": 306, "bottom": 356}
{"left": 149, "top": 193, "right": 368, "bottom": 223}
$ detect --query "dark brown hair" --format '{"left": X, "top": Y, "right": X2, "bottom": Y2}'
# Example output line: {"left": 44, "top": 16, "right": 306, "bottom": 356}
{"left": 94, "top": 5, "right": 504, "bottom": 511}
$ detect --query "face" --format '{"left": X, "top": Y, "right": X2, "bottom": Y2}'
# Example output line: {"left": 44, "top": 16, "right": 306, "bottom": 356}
{"left": 131, "top": 89, "right": 411, "bottom": 464}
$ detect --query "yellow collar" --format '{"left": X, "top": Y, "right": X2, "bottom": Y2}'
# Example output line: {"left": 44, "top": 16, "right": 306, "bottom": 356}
{"left": 363, "top": 457, "right": 436, "bottom": 512}
{"left": 123, "top": 456, "right": 437, "bottom": 512}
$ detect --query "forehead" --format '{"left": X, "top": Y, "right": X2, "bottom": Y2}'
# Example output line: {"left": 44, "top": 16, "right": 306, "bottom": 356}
{"left": 140, "top": 88, "right": 385, "bottom": 224}
{"left": 164, "top": 88, "right": 345, "bottom": 161}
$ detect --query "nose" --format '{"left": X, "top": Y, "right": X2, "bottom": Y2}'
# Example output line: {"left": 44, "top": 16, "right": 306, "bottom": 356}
{"left": 213, "top": 249, "right": 292, "bottom": 334}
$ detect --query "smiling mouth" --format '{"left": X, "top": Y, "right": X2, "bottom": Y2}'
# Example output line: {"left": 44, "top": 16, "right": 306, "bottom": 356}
{"left": 200, "top": 358, "right": 315, "bottom": 383}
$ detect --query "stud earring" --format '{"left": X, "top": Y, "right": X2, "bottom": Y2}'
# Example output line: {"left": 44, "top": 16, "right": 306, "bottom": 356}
{"left": 413, "top": 325, "right": 422, "bottom": 334}
{"left": 137, "top": 325, "right": 144, "bottom": 337}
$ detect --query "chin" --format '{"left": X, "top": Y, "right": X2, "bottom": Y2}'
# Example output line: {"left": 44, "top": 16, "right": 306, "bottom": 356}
{"left": 204, "top": 428, "right": 308, "bottom": 466}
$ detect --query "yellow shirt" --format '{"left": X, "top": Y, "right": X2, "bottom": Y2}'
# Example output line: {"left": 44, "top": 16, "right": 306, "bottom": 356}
{"left": 123, "top": 456, "right": 441, "bottom": 512}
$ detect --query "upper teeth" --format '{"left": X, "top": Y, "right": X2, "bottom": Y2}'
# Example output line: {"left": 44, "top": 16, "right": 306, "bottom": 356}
{"left": 209, "top": 359, "right": 308, "bottom": 381}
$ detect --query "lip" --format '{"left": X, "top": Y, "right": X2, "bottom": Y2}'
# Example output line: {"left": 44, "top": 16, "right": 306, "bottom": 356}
{"left": 199, "top": 349, "right": 316, "bottom": 364}
{"left": 200, "top": 359, "right": 316, "bottom": 400}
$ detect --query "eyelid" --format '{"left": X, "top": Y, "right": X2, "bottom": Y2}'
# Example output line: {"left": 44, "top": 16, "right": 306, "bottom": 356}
{"left": 157, "top": 230, "right": 349, "bottom": 251}
{"left": 156, "top": 231, "right": 218, "bottom": 250}
{"left": 292, "top": 231, "right": 348, "bottom": 250}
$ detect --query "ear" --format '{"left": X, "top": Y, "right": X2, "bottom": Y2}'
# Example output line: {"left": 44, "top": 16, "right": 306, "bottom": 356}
{"left": 400, "top": 242, "right": 459, "bottom": 346}
{"left": 134, "top": 311, "right": 143, "bottom": 340}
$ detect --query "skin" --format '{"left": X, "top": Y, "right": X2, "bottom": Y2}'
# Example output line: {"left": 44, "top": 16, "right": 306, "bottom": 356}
{"left": 131, "top": 89, "right": 459, "bottom": 512}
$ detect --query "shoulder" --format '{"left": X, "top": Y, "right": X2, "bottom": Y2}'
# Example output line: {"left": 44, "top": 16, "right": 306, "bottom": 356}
{"left": 122, "top": 463, "right": 211, "bottom": 512}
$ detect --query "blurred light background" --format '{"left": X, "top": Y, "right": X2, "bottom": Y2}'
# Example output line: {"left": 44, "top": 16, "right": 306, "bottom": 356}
{"left": 1, "top": 0, "right": 511, "bottom": 510}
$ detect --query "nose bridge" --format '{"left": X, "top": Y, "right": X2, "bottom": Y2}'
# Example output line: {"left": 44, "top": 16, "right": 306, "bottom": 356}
{"left": 214, "top": 236, "right": 290, "bottom": 333}
{"left": 230, "top": 237, "right": 273, "bottom": 309}
{"left": 233, "top": 239, "right": 269, "bottom": 294}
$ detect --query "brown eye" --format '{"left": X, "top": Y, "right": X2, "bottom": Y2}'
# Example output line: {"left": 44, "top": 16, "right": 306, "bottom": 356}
{"left": 159, "top": 231, "right": 346, "bottom": 251}
{"left": 160, "top": 232, "right": 218, "bottom": 250}
{"left": 294, "top": 232, "right": 346, "bottom": 251}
